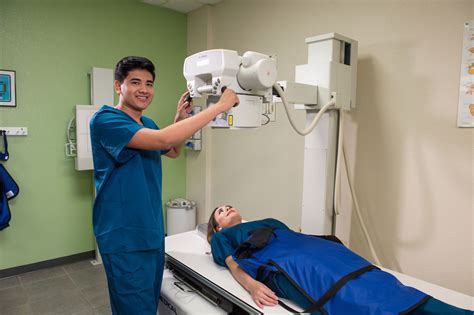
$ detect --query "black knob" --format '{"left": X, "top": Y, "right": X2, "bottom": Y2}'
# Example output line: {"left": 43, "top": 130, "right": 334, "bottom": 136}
{"left": 185, "top": 94, "right": 192, "bottom": 103}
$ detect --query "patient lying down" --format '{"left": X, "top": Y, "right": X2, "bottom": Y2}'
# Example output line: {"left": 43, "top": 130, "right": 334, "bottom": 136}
{"left": 207, "top": 205, "right": 471, "bottom": 315}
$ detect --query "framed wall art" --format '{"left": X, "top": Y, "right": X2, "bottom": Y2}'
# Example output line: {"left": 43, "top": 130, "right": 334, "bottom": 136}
{"left": 0, "top": 70, "right": 16, "bottom": 107}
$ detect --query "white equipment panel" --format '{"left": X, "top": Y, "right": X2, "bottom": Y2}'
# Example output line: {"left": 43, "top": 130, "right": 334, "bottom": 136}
{"left": 75, "top": 105, "right": 100, "bottom": 171}
{"left": 75, "top": 67, "right": 113, "bottom": 171}
{"left": 89, "top": 67, "right": 114, "bottom": 106}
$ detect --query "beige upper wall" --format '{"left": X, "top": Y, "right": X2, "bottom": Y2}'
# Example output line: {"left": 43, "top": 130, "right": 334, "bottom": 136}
{"left": 187, "top": 0, "right": 473, "bottom": 295}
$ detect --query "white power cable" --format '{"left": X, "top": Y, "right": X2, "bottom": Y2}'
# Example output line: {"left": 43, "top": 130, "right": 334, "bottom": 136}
{"left": 333, "top": 109, "right": 381, "bottom": 264}
{"left": 334, "top": 109, "right": 343, "bottom": 217}
{"left": 342, "top": 138, "right": 382, "bottom": 266}
{"left": 272, "top": 83, "right": 335, "bottom": 136}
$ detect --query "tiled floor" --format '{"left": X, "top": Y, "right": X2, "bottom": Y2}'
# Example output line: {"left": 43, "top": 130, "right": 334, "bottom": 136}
{"left": 0, "top": 260, "right": 111, "bottom": 315}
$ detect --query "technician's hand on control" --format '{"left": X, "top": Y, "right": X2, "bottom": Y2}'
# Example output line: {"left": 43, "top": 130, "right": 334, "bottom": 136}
{"left": 249, "top": 280, "right": 278, "bottom": 308}
{"left": 217, "top": 88, "right": 239, "bottom": 111}
{"left": 174, "top": 91, "right": 192, "bottom": 122}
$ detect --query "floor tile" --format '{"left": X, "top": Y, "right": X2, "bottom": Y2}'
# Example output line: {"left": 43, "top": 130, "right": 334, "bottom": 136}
{"left": 19, "top": 266, "right": 66, "bottom": 286}
{"left": 63, "top": 260, "right": 95, "bottom": 274}
{"left": 72, "top": 308, "right": 97, "bottom": 315}
{"left": 93, "top": 304, "right": 112, "bottom": 315}
{"left": 68, "top": 266, "right": 107, "bottom": 290}
{"left": 28, "top": 290, "right": 91, "bottom": 315}
{"left": 23, "top": 275, "right": 79, "bottom": 303}
{"left": 1, "top": 262, "right": 113, "bottom": 315}
{"left": 0, "top": 276, "right": 21, "bottom": 290}
{"left": 0, "top": 286, "right": 28, "bottom": 310}
{"left": 0, "top": 303, "right": 32, "bottom": 315}
{"left": 74, "top": 304, "right": 112, "bottom": 315}
{"left": 80, "top": 282, "right": 110, "bottom": 308}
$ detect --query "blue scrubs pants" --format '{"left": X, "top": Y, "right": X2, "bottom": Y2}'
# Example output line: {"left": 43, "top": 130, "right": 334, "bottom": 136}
{"left": 102, "top": 248, "right": 165, "bottom": 315}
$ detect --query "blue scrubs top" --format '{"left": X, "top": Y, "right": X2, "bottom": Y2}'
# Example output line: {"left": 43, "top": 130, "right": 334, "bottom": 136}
{"left": 210, "top": 218, "right": 289, "bottom": 266}
{"left": 90, "top": 105, "right": 168, "bottom": 254}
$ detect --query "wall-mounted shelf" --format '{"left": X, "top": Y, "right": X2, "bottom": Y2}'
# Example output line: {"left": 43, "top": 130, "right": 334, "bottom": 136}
{"left": 0, "top": 127, "right": 28, "bottom": 136}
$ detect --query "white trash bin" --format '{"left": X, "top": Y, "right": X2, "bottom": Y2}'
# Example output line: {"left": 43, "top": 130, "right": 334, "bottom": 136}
{"left": 166, "top": 198, "right": 196, "bottom": 236}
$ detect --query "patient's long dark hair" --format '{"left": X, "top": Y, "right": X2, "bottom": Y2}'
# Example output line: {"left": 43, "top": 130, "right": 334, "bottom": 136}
{"left": 207, "top": 206, "right": 220, "bottom": 244}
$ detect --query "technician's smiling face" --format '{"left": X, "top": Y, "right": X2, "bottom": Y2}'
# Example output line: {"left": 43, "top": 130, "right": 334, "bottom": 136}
{"left": 115, "top": 69, "right": 154, "bottom": 112}
{"left": 214, "top": 205, "right": 242, "bottom": 230}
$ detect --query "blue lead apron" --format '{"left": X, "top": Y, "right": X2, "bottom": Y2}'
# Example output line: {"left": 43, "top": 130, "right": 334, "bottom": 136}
{"left": 233, "top": 228, "right": 429, "bottom": 315}
{"left": 0, "top": 164, "right": 19, "bottom": 230}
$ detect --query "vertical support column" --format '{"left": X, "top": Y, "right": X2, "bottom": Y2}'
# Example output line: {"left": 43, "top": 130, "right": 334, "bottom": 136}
{"left": 300, "top": 109, "right": 339, "bottom": 235}
{"left": 298, "top": 35, "right": 343, "bottom": 235}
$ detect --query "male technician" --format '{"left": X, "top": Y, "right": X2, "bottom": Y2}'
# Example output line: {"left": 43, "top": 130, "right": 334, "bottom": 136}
{"left": 90, "top": 56, "right": 238, "bottom": 314}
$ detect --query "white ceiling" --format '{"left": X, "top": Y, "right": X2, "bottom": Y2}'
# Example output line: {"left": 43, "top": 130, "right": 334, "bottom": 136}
{"left": 142, "top": 0, "right": 223, "bottom": 13}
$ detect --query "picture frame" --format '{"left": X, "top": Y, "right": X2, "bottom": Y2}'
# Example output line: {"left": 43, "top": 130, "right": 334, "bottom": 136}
{"left": 0, "top": 70, "right": 16, "bottom": 107}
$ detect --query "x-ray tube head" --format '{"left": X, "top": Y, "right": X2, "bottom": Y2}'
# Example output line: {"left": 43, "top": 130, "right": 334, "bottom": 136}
{"left": 183, "top": 49, "right": 240, "bottom": 98}
{"left": 183, "top": 49, "right": 277, "bottom": 128}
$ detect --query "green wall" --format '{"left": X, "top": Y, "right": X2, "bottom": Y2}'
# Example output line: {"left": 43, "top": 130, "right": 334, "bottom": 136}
{"left": 0, "top": 0, "right": 187, "bottom": 269}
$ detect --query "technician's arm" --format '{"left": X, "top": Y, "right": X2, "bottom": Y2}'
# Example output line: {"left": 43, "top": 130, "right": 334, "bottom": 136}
{"left": 163, "top": 140, "right": 182, "bottom": 158}
{"left": 127, "top": 89, "right": 239, "bottom": 151}
{"left": 225, "top": 256, "right": 278, "bottom": 309}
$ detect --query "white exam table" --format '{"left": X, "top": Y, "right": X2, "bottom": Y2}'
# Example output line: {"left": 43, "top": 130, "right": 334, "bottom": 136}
{"left": 164, "top": 227, "right": 473, "bottom": 314}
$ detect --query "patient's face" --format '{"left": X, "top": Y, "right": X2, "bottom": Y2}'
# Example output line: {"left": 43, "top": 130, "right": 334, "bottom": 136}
{"left": 214, "top": 205, "right": 242, "bottom": 230}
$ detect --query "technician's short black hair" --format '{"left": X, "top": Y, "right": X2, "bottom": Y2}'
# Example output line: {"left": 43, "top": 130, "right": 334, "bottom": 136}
{"left": 114, "top": 56, "right": 155, "bottom": 83}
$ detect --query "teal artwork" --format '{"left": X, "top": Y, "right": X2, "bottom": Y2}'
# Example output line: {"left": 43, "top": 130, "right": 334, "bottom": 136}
{"left": 0, "top": 70, "right": 16, "bottom": 107}
{"left": 0, "top": 74, "right": 12, "bottom": 102}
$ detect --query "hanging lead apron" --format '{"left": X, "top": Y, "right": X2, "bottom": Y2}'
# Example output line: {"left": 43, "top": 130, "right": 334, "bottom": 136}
{"left": 0, "top": 180, "right": 11, "bottom": 230}
{"left": 0, "top": 164, "right": 19, "bottom": 230}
